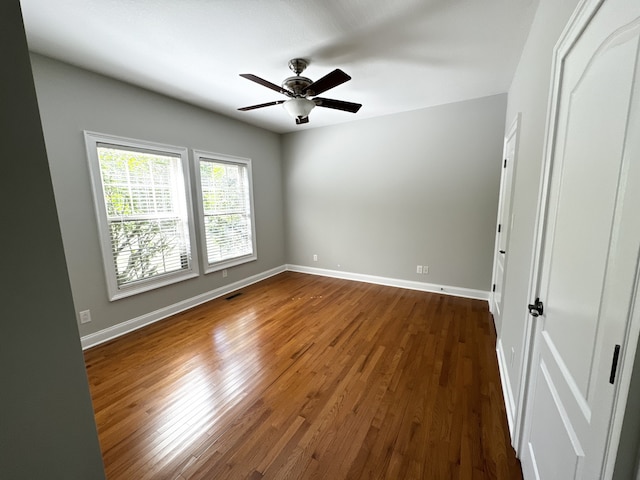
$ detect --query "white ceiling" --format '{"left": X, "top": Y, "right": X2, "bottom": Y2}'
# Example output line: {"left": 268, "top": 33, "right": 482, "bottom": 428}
{"left": 19, "top": 0, "right": 538, "bottom": 134}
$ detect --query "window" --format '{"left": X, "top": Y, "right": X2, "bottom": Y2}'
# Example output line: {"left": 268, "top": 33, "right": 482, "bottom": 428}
{"left": 85, "top": 132, "right": 199, "bottom": 300}
{"left": 193, "top": 150, "right": 257, "bottom": 273}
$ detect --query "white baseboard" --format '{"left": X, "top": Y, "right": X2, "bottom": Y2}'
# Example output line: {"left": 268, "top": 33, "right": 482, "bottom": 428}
{"left": 80, "top": 265, "right": 286, "bottom": 350}
{"left": 286, "top": 264, "right": 490, "bottom": 301}
{"left": 497, "top": 338, "right": 516, "bottom": 443}
{"left": 489, "top": 294, "right": 497, "bottom": 316}
{"left": 82, "top": 264, "right": 490, "bottom": 350}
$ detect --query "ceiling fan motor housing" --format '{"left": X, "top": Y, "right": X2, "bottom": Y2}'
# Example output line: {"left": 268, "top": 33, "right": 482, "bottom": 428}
{"left": 282, "top": 76, "right": 313, "bottom": 96}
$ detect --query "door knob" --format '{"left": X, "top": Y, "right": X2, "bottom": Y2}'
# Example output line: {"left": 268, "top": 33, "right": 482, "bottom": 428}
{"left": 528, "top": 298, "right": 544, "bottom": 317}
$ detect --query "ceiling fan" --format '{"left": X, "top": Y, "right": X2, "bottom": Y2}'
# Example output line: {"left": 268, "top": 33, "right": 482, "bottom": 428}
{"left": 238, "top": 58, "right": 362, "bottom": 125}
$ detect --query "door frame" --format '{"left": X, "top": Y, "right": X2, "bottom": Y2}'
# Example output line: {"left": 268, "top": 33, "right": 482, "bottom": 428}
{"left": 517, "top": 0, "right": 640, "bottom": 477}
{"left": 490, "top": 113, "right": 520, "bottom": 320}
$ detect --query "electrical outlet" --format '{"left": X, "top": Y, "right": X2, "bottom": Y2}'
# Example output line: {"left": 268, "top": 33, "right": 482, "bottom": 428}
{"left": 423, "top": 265, "right": 429, "bottom": 275}
{"left": 79, "top": 310, "right": 91, "bottom": 324}
{"left": 222, "top": 269, "right": 228, "bottom": 278}
{"left": 313, "top": 254, "right": 318, "bottom": 262}
{"left": 416, "top": 265, "right": 423, "bottom": 274}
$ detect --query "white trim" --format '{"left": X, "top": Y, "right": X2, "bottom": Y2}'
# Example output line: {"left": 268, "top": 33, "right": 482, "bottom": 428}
{"left": 84, "top": 131, "right": 200, "bottom": 301}
{"left": 81, "top": 265, "right": 285, "bottom": 349}
{"left": 286, "top": 264, "right": 489, "bottom": 301}
{"left": 497, "top": 339, "right": 516, "bottom": 441}
{"left": 490, "top": 113, "right": 521, "bottom": 318}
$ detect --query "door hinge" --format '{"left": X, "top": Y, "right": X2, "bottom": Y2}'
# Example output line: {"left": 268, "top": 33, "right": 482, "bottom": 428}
{"left": 492, "top": 284, "right": 496, "bottom": 292}
{"left": 504, "top": 158, "right": 507, "bottom": 168}
{"left": 528, "top": 298, "right": 544, "bottom": 317}
{"left": 498, "top": 223, "right": 502, "bottom": 233}
{"left": 609, "top": 344, "right": 621, "bottom": 384}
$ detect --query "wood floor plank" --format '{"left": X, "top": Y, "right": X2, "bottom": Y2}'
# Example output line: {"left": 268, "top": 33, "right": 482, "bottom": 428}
{"left": 84, "top": 272, "right": 522, "bottom": 479}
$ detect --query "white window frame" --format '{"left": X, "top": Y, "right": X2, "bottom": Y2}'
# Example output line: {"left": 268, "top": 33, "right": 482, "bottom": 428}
{"left": 193, "top": 150, "right": 257, "bottom": 274}
{"left": 84, "top": 131, "right": 199, "bottom": 300}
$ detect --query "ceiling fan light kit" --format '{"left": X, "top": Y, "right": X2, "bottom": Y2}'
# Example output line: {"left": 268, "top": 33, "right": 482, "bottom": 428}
{"left": 238, "top": 58, "right": 362, "bottom": 125}
{"left": 282, "top": 97, "right": 315, "bottom": 119}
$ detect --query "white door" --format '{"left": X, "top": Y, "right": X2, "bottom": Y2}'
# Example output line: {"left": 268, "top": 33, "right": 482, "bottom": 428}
{"left": 520, "top": 0, "right": 640, "bottom": 479}
{"left": 491, "top": 115, "right": 519, "bottom": 329}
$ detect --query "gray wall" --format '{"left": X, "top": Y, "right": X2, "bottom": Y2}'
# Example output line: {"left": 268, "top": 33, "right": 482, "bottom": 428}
{"left": 30, "top": 55, "right": 286, "bottom": 337}
{"left": 0, "top": 2, "right": 105, "bottom": 478}
{"left": 500, "top": 0, "right": 639, "bottom": 476}
{"left": 282, "top": 95, "right": 507, "bottom": 291}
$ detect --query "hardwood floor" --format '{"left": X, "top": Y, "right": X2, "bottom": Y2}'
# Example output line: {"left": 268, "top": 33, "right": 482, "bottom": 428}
{"left": 84, "top": 272, "right": 522, "bottom": 480}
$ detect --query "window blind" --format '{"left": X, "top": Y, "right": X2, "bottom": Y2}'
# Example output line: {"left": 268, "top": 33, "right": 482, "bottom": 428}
{"left": 97, "top": 145, "right": 191, "bottom": 287}
{"left": 198, "top": 159, "right": 254, "bottom": 267}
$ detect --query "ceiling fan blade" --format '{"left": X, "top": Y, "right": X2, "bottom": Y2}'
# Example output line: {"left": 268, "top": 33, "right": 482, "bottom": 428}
{"left": 314, "top": 97, "right": 362, "bottom": 113}
{"left": 295, "top": 116, "right": 309, "bottom": 125}
{"left": 239, "top": 74, "right": 292, "bottom": 96}
{"left": 302, "top": 69, "right": 351, "bottom": 96}
{"left": 238, "top": 100, "right": 285, "bottom": 111}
